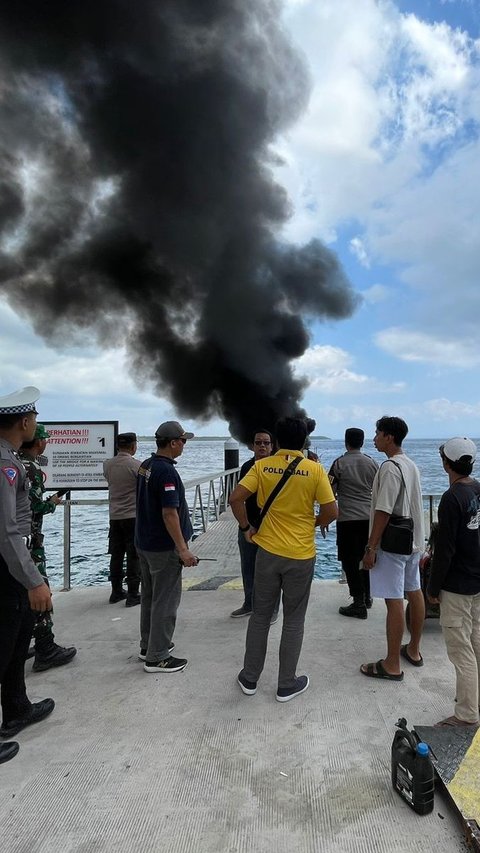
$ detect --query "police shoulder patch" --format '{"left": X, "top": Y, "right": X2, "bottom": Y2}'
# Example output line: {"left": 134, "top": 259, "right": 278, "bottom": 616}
{"left": 1, "top": 466, "right": 18, "bottom": 485}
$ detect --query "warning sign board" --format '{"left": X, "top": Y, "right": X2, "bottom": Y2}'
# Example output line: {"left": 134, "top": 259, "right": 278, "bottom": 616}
{"left": 40, "top": 421, "right": 118, "bottom": 491}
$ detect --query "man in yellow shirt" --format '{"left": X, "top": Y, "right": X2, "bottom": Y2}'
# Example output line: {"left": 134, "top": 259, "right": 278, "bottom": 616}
{"left": 229, "top": 417, "right": 337, "bottom": 702}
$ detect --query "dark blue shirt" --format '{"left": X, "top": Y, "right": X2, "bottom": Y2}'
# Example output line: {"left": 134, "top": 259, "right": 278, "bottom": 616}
{"left": 428, "top": 479, "right": 480, "bottom": 597}
{"left": 135, "top": 454, "right": 193, "bottom": 552}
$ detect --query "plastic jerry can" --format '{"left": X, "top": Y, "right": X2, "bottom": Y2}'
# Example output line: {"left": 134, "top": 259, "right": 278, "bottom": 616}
{"left": 391, "top": 717, "right": 435, "bottom": 815}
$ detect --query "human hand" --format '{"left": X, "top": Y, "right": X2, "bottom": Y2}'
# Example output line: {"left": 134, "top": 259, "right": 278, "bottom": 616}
{"left": 178, "top": 547, "right": 199, "bottom": 567}
{"left": 362, "top": 549, "right": 376, "bottom": 571}
{"left": 244, "top": 527, "right": 256, "bottom": 543}
{"left": 49, "top": 494, "right": 64, "bottom": 506}
{"left": 28, "top": 583, "right": 53, "bottom": 613}
{"left": 427, "top": 593, "right": 440, "bottom": 605}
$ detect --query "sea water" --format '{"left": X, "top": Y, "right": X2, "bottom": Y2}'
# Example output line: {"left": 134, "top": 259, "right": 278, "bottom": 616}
{"left": 39, "top": 437, "right": 477, "bottom": 587}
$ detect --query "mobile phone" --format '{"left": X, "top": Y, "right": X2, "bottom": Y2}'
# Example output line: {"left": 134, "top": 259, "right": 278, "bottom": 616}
{"left": 48, "top": 489, "right": 68, "bottom": 499}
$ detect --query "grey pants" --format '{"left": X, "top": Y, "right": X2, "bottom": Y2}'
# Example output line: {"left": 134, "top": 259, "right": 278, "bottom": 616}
{"left": 242, "top": 547, "right": 315, "bottom": 689}
{"left": 138, "top": 548, "right": 182, "bottom": 661}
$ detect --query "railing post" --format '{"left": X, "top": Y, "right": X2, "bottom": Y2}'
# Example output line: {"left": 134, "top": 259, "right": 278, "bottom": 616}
{"left": 63, "top": 492, "right": 71, "bottom": 591}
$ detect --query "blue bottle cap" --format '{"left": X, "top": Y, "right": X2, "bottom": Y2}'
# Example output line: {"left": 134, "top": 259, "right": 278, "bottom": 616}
{"left": 416, "top": 742, "right": 429, "bottom": 756}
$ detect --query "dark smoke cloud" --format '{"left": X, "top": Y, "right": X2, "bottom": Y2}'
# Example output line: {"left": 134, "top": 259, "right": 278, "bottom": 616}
{"left": 0, "top": 0, "right": 359, "bottom": 442}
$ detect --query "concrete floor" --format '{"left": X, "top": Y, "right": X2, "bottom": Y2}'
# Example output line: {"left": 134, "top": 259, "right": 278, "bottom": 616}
{"left": 0, "top": 517, "right": 471, "bottom": 853}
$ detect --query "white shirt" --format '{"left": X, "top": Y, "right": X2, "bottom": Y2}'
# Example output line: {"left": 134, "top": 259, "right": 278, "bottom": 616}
{"left": 370, "top": 454, "right": 425, "bottom": 552}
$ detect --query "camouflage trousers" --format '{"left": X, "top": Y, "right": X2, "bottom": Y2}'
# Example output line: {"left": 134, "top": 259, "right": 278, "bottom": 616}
{"left": 31, "top": 546, "right": 55, "bottom": 650}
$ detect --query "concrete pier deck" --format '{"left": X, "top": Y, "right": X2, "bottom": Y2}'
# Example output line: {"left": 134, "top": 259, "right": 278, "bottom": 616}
{"left": 0, "top": 514, "right": 470, "bottom": 853}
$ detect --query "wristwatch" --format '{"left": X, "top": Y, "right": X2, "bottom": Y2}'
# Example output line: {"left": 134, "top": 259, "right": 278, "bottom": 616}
{"left": 364, "top": 545, "right": 376, "bottom": 553}
{"left": 239, "top": 524, "right": 250, "bottom": 532}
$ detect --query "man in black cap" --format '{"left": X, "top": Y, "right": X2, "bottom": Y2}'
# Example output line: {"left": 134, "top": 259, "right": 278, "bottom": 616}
{"left": 135, "top": 421, "right": 198, "bottom": 673}
{"left": 328, "top": 428, "right": 378, "bottom": 619}
{"left": 0, "top": 387, "right": 55, "bottom": 763}
{"left": 103, "top": 432, "right": 141, "bottom": 606}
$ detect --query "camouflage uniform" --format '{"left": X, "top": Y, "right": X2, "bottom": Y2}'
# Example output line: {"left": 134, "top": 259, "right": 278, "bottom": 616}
{"left": 18, "top": 454, "right": 56, "bottom": 646}
{"left": 19, "top": 435, "right": 76, "bottom": 671}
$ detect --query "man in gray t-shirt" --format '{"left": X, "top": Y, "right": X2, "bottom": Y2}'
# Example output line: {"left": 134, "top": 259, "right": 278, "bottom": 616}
{"left": 329, "top": 428, "right": 378, "bottom": 619}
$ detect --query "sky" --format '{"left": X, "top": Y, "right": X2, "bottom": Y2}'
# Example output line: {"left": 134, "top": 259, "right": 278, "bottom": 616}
{"left": 1, "top": 0, "right": 480, "bottom": 440}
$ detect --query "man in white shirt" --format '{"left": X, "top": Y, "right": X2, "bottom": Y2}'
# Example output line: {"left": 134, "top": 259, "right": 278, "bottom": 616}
{"left": 360, "top": 416, "right": 425, "bottom": 681}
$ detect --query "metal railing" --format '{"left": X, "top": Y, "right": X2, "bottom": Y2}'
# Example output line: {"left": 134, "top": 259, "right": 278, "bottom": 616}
{"left": 60, "top": 466, "right": 241, "bottom": 590}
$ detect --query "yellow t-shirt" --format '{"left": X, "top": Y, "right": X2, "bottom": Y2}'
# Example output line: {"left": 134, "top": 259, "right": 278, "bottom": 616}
{"left": 239, "top": 449, "right": 335, "bottom": 559}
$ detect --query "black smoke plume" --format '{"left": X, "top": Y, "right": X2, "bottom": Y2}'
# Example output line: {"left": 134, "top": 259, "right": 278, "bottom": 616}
{"left": 0, "top": 0, "right": 358, "bottom": 442}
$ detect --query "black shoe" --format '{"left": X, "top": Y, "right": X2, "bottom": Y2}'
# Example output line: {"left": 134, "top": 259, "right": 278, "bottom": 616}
{"left": 230, "top": 605, "right": 252, "bottom": 618}
{"left": 366, "top": 597, "right": 373, "bottom": 609}
{"left": 144, "top": 656, "right": 187, "bottom": 673}
{"left": 32, "top": 644, "right": 77, "bottom": 672}
{"left": 338, "top": 602, "right": 368, "bottom": 620}
{"left": 0, "top": 742, "right": 19, "bottom": 764}
{"left": 237, "top": 671, "right": 257, "bottom": 695}
{"left": 139, "top": 643, "right": 174, "bottom": 661}
{"left": 109, "top": 590, "right": 127, "bottom": 603}
{"left": 0, "top": 699, "right": 55, "bottom": 738}
{"left": 125, "top": 594, "right": 141, "bottom": 608}
{"left": 276, "top": 675, "right": 309, "bottom": 703}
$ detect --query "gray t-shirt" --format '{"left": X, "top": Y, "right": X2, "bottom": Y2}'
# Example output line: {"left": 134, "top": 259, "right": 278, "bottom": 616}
{"left": 328, "top": 450, "right": 378, "bottom": 522}
{"left": 370, "top": 454, "right": 425, "bottom": 552}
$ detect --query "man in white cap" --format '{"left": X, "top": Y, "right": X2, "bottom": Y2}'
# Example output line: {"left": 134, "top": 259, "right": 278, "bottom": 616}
{"left": 135, "top": 421, "right": 198, "bottom": 673}
{"left": 0, "top": 387, "right": 54, "bottom": 763}
{"left": 427, "top": 437, "right": 480, "bottom": 728}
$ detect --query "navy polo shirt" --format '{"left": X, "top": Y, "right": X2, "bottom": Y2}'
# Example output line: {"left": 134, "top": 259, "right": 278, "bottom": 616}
{"left": 135, "top": 454, "right": 193, "bottom": 552}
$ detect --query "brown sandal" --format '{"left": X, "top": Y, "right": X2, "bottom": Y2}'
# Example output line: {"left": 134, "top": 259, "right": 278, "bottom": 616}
{"left": 434, "top": 715, "right": 479, "bottom": 728}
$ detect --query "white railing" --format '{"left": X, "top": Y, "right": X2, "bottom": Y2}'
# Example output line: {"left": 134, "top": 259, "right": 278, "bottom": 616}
{"left": 59, "top": 466, "right": 241, "bottom": 590}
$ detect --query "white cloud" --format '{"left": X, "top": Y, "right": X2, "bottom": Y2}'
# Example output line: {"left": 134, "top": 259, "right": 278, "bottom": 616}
{"left": 278, "top": 0, "right": 480, "bottom": 337}
{"left": 362, "top": 284, "right": 389, "bottom": 304}
{"left": 349, "top": 237, "right": 370, "bottom": 268}
{"left": 293, "top": 344, "right": 405, "bottom": 394}
{"left": 375, "top": 327, "right": 480, "bottom": 368}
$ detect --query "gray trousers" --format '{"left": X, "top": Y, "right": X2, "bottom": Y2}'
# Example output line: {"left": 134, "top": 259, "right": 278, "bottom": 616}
{"left": 242, "top": 547, "right": 315, "bottom": 689}
{"left": 138, "top": 548, "right": 182, "bottom": 661}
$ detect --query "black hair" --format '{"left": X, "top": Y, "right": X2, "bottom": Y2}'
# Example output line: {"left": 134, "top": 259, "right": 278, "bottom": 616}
{"left": 376, "top": 415, "right": 408, "bottom": 447}
{"left": 440, "top": 448, "right": 473, "bottom": 477}
{"left": 345, "top": 427, "right": 364, "bottom": 449}
{"left": 305, "top": 417, "right": 316, "bottom": 435}
{"left": 275, "top": 417, "right": 307, "bottom": 451}
{"left": 0, "top": 413, "right": 25, "bottom": 429}
{"left": 156, "top": 437, "right": 171, "bottom": 449}
{"left": 253, "top": 429, "right": 273, "bottom": 443}
{"left": 117, "top": 432, "right": 137, "bottom": 448}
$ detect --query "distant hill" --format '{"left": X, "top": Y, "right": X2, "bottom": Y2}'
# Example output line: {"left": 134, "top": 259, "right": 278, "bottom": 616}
{"left": 138, "top": 435, "right": 331, "bottom": 442}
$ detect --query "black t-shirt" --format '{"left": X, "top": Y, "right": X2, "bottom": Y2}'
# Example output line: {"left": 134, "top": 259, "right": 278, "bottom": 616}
{"left": 428, "top": 479, "right": 480, "bottom": 597}
{"left": 240, "top": 457, "right": 261, "bottom": 529}
{"left": 135, "top": 454, "right": 193, "bottom": 552}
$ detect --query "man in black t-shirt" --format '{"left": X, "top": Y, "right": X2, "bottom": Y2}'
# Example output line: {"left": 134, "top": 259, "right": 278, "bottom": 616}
{"left": 135, "top": 421, "right": 198, "bottom": 674}
{"left": 427, "top": 436, "right": 480, "bottom": 728}
{"left": 230, "top": 430, "right": 274, "bottom": 618}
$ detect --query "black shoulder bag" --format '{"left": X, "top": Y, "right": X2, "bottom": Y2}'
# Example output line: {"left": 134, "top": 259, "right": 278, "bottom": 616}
{"left": 255, "top": 456, "right": 302, "bottom": 531}
{"left": 380, "top": 460, "right": 414, "bottom": 556}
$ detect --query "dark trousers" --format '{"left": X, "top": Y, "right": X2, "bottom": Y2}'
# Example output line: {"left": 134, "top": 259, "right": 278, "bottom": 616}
{"left": 337, "top": 519, "right": 371, "bottom": 600}
{"left": 242, "top": 547, "right": 314, "bottom": 689}
{"left": 238, "top": 530, "right": 257, "bottom": 610}
{"left": 0, "top": 585, "right": 34, "bottom": 724}
{"left": 138, "top": 549, "right": 182, "bottom": 661}
{"left": 108, "top": 518, "right": 140, "bottom": 592}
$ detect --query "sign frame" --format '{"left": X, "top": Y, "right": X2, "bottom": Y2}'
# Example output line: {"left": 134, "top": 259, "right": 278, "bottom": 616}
{"left": 40, "top": 420, "right": 118, "bottom": 491}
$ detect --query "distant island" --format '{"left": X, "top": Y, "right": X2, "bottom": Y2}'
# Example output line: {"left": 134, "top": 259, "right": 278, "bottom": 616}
{"left": 138, "top": 435, "right": 331, "bottom": 442}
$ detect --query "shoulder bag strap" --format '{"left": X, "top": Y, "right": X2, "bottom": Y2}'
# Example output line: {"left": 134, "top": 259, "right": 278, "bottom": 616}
{"left": 382, "top": 459, "right": 412, "bottom": 514}
{"left": 256, "top": 456, "right": 303, "bottom": 530}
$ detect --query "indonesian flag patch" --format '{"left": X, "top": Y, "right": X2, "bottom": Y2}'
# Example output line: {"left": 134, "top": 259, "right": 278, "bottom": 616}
{"left": 1, "top": 466, "right": 18, "bottom": 485}
{"left": 164, "top": 483, "right": 176, "bottom": 492}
